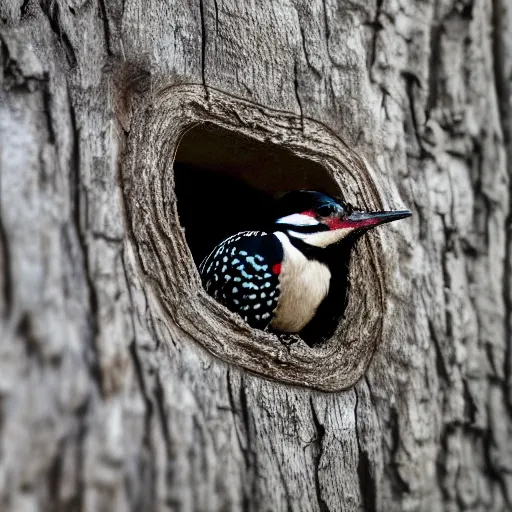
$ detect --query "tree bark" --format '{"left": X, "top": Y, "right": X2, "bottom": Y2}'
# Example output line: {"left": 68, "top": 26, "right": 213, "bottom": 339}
{"left": 1, "top": 0, "right": 511, "bottom": 511}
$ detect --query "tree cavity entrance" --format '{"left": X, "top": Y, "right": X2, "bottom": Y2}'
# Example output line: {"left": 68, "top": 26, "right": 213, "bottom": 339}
{"left": 122, "top": 84, "right": 387, "bottom": 392}
{"left": 174, "top": 123, "right": 346, "bottom": 343}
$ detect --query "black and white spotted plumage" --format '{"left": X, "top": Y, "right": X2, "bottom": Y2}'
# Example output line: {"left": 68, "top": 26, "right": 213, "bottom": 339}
{"left": 199, "top": 231, "right": 284, "bottom": 329}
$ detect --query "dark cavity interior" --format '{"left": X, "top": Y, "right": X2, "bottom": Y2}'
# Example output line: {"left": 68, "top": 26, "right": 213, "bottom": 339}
{"left": 174, "top": 122, "right": 347, "bottom": 343}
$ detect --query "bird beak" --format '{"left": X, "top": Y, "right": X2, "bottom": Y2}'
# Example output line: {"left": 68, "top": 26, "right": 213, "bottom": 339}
{"left": 341, "top": 209, "right": 412, "bottom": 230}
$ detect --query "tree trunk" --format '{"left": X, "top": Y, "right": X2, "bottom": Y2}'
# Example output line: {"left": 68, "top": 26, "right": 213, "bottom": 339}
{"left": 1, "top": 0, "right": 511, "bottom": 510}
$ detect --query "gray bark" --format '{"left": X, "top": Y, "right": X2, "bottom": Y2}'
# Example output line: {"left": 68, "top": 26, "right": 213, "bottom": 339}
{"left": 1, "top": 0, "right": 511, "bottom": 511}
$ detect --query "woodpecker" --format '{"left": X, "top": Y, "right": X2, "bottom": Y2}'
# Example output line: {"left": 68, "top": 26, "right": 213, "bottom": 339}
{"left": 199, "top": 190, "right": 411, "bottom": 335}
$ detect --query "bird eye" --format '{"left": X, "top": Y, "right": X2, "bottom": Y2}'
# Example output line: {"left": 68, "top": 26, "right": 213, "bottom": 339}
{"left": 316, "top": 204, "right": 338, "bottom": 217}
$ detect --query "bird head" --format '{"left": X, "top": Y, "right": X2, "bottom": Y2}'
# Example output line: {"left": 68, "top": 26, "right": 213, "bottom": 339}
{"left": 272, "top": 190, "right": 411, "bottom": 248}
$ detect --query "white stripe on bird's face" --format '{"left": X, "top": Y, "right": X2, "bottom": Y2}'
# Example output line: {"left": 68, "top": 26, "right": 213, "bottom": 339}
{"left": 275, "top": 211, "right": 356, "bottom": 248}
{"left": 286, "top": 227, "right": 354, "bottom": 248}
{"left": 275, "top": 213, "right": 320, "bottom": 227}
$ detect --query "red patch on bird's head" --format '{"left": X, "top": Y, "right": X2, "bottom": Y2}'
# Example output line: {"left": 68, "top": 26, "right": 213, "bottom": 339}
{"left": 300, "top": 208, "right": 382, "bottom": 230}
{"left": 324, "top": 217, "right": 348, "bottom": 230}
{"left": 272, "top": 263, "right": 282, "bottom": 275}
{"left": 324, "top": 217, "right": 381, "bottom": 231}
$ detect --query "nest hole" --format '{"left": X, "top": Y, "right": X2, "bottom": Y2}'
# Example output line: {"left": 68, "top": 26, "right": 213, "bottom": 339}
{"left": 174, "top": 122, "right": 348, "bottom": 344}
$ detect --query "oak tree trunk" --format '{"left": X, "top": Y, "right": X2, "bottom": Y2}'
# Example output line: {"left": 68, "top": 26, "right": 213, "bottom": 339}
{"left": 1, "top": 0, "right": 512, "bottom": 511}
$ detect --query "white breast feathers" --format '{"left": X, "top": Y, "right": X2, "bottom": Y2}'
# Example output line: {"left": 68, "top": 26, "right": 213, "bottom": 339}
{"left": 270, "top": 231, "right": 331, "bottom": 332}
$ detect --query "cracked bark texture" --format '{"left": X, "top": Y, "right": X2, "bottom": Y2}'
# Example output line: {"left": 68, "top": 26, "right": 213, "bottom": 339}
{"left": 0, "top": 0, "right": 511, "bottom": 511}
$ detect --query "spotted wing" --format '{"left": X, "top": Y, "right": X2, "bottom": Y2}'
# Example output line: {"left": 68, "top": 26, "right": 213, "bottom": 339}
{"left": 199, "top": 231, "right": 283, "bottom": 329}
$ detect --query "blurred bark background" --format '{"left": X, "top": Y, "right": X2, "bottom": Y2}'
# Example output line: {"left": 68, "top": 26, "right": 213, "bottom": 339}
{"left": 1, "top": 0, "right": 512, "bottom": 510}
